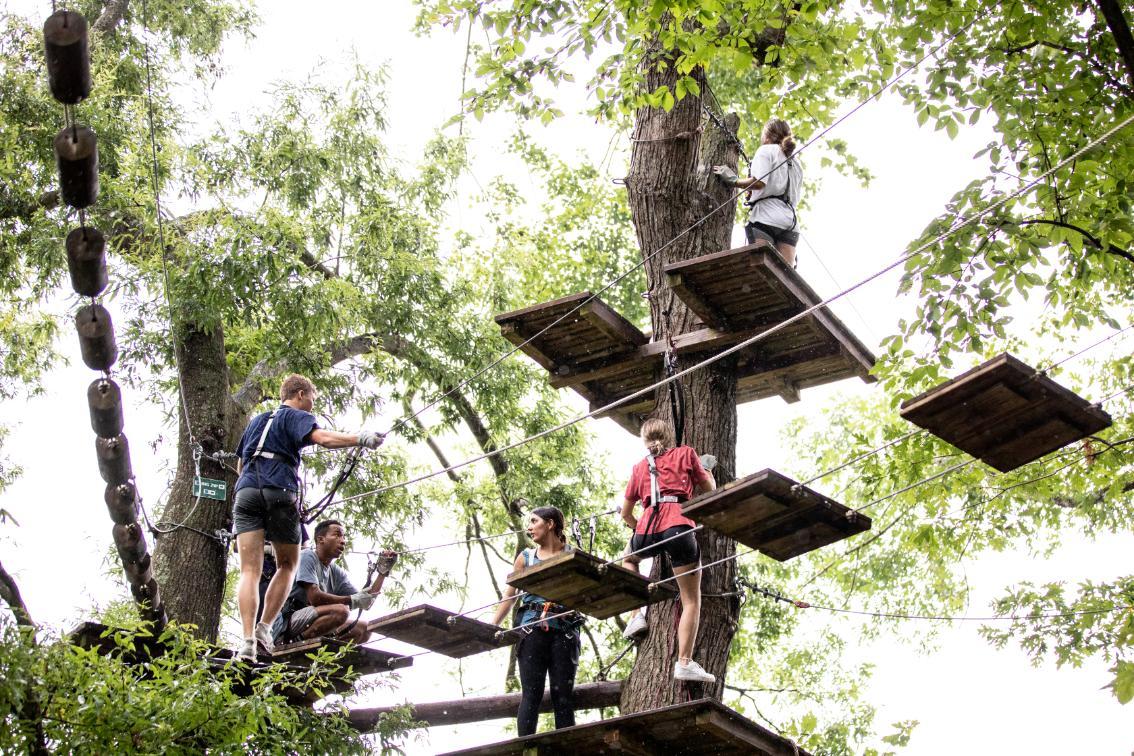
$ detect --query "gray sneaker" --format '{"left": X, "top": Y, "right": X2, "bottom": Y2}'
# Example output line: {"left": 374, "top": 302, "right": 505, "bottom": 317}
{"left": 622, "top": 613, "right": 648, "bottom": 641}
{"left": 254, "top": 622, "right": 274, "bottom": 659}
{"left": 236, "top": 637, "right": 256, "bottom": 663}
{"left": 674, "top": 659, "right": 715, "bottom": 683}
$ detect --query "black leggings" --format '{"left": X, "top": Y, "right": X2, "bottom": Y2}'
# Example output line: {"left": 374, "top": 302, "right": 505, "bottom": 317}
{"left": 516, "top": 628, "right": 580, "bottom": 736}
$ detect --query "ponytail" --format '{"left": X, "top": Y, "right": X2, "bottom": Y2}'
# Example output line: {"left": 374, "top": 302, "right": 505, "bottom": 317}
{"left": 762, "top": 118, "right": 795, "bottom": 157}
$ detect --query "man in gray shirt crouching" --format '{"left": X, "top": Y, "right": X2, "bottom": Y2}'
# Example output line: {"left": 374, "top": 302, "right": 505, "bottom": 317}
{"left": 273, "top": 519, "right": 396, "bottom": 645}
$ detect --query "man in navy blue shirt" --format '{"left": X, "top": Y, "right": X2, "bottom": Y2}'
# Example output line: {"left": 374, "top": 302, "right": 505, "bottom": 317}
{"left": 233, "top": 373, "right": 383, "bottom": 661}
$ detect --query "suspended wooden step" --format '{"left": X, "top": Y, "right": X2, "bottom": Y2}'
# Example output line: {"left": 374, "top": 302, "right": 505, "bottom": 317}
{"left": 438, "top": 697, "right": 812, "bottom": 756}
{"left": 367, "top": 603, "right": 517, "bottom": 658}
{"left": 272, "top": 635, "right": 412, "bottom": 678}
{"left": 495, "top": 292, "right": 656, "bottom": 435}
{"left": 505, "top": 549, "right": 677, "bottom": 620}
{"left": 899, "top": 352, "right": 1113, "bottom": 473}
{"left": 663, "top": 241, "right": 876, "bottom": 406}
{"left": 682, "top": 469, "right": 870, "bottom": 561}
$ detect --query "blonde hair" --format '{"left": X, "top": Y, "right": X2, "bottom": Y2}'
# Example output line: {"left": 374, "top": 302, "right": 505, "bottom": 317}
{"left": 279, "top": 374, "right": 315, "bottom": 401}
{"left": 762, "top": 118, "right": 796, "bottom": 158}
{"left": 640, "top": 418, "right": 675, "bottom": 451}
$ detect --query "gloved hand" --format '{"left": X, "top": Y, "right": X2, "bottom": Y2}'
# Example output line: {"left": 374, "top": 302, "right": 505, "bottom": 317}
{"left": 357, "top": 430, "right": 384, "bottom": 449}
{"left": 375, "top": 550, "right": 398, "bottom": 576}
{"left": 350, "top": 591, "right": 377, "bottom": 610}
{"left": 711, "top": 165, "right": 738, "bottom": 185}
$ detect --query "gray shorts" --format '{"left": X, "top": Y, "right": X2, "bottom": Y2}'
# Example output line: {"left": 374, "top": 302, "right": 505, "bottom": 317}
{"left": 233, "top": 486, "right": 301, "bottom": 544}
{"left": 746, "top": 221, "right": 800, "bottom": 247}
{"left": 284, "top": 605, "right": 319, "bottom": 639}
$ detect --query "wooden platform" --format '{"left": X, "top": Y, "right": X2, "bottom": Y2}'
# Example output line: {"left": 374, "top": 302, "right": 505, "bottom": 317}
{"left": 495, "top": 244, "right": 875, "bottom": 435}
{"left": 438, "top": 698, "right": 812, "bottom": 756}
{"left": 367, "top": 603, "right": 517, "bottom": 658}
{"left": 899, "top": 352, "right": 1113, "bottom": 472}
{"left": 272, "top": 636, "right": 413, "bottom": 678}
{"left": 682, "top": 469, "right": 871, "bottom": 561}
{"left": 505, "top": 550, "right": 678, "bottom": 620}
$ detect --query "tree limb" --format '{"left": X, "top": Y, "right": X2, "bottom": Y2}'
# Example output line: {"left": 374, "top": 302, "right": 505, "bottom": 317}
{"left": 0, "top": 190, "right": 59, "bottom": 222}
{"left": 0, "top": 558, "right": 34, "bottom": 628}
{"left": 1095, "top": 0, "right": 1134, "bottom": 88}
{"left": 92, "top": 0, "right": 131, "bottom": 37}
{"left": 998, "top": 218, "right": 1134, "bottom": 264}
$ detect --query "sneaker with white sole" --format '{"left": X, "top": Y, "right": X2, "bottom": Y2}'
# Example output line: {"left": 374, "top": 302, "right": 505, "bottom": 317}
{"left": 674, "top": 659, "right": 715, "bottom": 683}
{"left": 236, "top": 637, "right": 257, "bottom": 663}
{"left": 254, "top": 622, "right": 274, "bottom": 659}
{"left": 622, "top": 613, "right": 648, "bottom": 640}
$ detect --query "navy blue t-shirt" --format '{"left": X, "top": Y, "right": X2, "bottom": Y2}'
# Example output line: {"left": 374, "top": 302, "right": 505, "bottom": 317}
{"left": 234, "top": 405, "right": 318, "bottom": 493}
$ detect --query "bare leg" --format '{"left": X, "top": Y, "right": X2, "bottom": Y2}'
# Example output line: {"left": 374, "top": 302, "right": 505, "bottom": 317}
{"left": 236, "top": 530, "right": 265, "bottom": 638}
{"left": 776, "top": 242, "right": 796, "bottom": 268}
{"left": 621, "top": 552, "right": 643, "bottom": 622}
{"left": 672, "top": 563, "right": 702, "bottom": 662}
{"left": 260, "top": 542, "right": 299, "bottom": 627}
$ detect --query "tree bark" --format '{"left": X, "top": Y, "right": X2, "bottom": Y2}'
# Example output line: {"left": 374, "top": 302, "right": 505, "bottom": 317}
{"left": 619, "top": 39, "right": 743, "bottom": 713}
{"left": 151, "top": 323, "right": 243, "bottom": 641}
{"left": 347, "top": 680, "right": 622, "bottom": 731}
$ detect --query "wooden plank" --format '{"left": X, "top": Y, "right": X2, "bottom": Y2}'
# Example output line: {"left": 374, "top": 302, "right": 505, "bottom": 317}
{"left": 438, "top": 698, "right": 812, "bottom": 756}
{"left": 899, "top": 353, "right": 1113, "bottom": 472}
{"left": 682, "top": 469, "right": 871, "bottom": 561}
{"left": 499, "top": 322, "right": 557, "bottom": 372}
{"left": 505, "top": 550, "right": 677, "bottom": 620}
{"left": 665, "top": 271, "right": 731, "bottom": 330}
{"left": 580, "top": 300, "right": 649, "bottom": 348}
{"left": 367, "top": 604, "right": 516, "bottom": 658}
{"left": 272, "top": 637, "right": 413, "bottom": 675}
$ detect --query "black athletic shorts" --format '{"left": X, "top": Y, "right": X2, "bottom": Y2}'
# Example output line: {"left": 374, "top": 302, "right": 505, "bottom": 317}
{"left": 746, "top": 221, "right": 800, "bottom": 247}
{"left": 233, "top": 486, "right": 301, "bottom": 544}
{"left": 629, "top": 525, "right": 700, "bottom": 568}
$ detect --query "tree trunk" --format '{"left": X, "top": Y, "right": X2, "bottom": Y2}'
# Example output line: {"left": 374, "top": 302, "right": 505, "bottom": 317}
{"left": 151, "top": 322, "right": 245, "bottom": 641}
{"left": 619, "top": 43, "right": 743, "bottom": 713}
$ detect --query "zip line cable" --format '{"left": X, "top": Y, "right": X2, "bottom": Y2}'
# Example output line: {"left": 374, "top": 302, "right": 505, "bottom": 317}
{"left": 326, "top": 111, "right": 1134, "bottom": 514}
{"left": 376, "top": 16, "right": 979, "bottom": 445}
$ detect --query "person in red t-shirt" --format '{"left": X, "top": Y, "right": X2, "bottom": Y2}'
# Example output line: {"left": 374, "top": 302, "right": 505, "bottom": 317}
{"left": 620, "top": 418, "right": 716, "bottom": 683}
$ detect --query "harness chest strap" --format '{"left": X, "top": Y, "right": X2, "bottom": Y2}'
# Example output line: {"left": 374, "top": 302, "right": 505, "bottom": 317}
{"left": 251, "top": 408, "right": 282, "bottom": 461}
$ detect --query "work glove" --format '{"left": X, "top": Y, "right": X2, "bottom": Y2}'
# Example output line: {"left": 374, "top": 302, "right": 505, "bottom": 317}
{"left": 375, "top": 550, "right": 398, "bottom": 576}
{"left": 357, "top": 430, "right": 384, "bottom": 449}
{"left": 711, "top": 165, "right": 738, "bottom": 185}
{"left": 350, "top": 591, "right": 377, "bottom": 611}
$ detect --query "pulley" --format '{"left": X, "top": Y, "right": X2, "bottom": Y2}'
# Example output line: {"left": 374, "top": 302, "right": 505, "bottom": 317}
{"left": 104, "top": 481, "right": 138, "bottom": 525}
{"left": 53, "top": 124, "right": 99, "bottom": 209}
{"left": 96, "top": 433, "right": 132, "bottom": 485}
{"left": 42, "top": 10, "right": 91, "bottom": 104}
{"left": 75, "top": 303, "right": 117, "bottom": 371}
{"left": 88, "top": 377, "right": 123, "bottom": 438}
{"left": 65, "top": 226, "right": 107, "bottom": 297}
{"left": 112, "top": 521, "right": 147, "bottom": 564}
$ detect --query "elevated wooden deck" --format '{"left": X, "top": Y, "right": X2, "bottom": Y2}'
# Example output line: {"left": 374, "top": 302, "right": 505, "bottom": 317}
{"left": 682, "top": 469, "right": 870, "bottom": 561}
{"left": 367, "top": 603, "right": 516, "bottom": 658}
{"left": 439, "top": 698, "right": 812, "bottom": 756}
{"left": 900, "top": 352, "right": 1113, "bottom": 472}
{"left": 505, "top": 549, "right": 677, "bottom": 620}
{"left": 495, "top": 243, "right": 876, "bottom": 435}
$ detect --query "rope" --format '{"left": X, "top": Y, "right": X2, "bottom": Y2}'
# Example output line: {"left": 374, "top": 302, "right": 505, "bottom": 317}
{"left": 328, "top": 110, "right": 1134, "bottom": 512}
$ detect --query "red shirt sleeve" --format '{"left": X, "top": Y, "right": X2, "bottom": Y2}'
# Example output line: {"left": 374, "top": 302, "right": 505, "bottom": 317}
{"left": 624, "top": 460, "right": 645, "bottom": 503}
{"left": 685, "top": 447, "right": 711, "bottom": 484}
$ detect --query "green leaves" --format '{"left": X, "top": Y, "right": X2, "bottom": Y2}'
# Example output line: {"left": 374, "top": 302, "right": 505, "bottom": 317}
{"left": 1109, "top": 660, "right": 1134, "bottom": 704}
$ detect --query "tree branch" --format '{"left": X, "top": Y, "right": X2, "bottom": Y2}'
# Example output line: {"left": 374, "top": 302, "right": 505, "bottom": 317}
{"left": 91, "top": 0, "right": 131, "bottom": 37}
{"left": 0, "top": 558, "right": 34, "bottom": 628}
{"left": 0, "top": 189, "right": 59, "bottom": 222}
{"left": 997, "top": 218, "right": 1134, "bottom": 264}
{"left": 1095, "top": 0, "right": 1134, "bottom": 88}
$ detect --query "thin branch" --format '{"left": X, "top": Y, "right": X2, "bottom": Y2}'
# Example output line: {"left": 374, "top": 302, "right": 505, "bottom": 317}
{"left": 0, "top": 558, "right": 34, "bottom": 628}
{"left": 998, "top": 217, "right": 1134, "bottom": 263}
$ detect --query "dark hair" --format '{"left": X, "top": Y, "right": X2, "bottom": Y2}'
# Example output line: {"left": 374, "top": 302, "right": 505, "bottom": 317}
{"left": 280, "top": 373, "right": 315, "bottom": 401}
{"left": 531, "top": 506, "right": 566, "bottom": 544}
{"left": 762, "top": 118, "right": 796, "bottom": 158}
{"left": 314, "top": 520, "right": 343, "bottom": 542}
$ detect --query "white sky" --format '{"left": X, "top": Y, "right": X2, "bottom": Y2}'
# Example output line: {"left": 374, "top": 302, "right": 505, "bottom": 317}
{"left": 1, "top": 1, "right": 1131, "bottom": 753}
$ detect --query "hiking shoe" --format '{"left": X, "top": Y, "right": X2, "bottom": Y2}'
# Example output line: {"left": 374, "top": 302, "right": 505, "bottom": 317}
{"left": 674, "top": 660, "right": 715, "bottom": 683}
{"left": 236, "top": 637, "right": 257, "bottom": 663}
{"left": 254, "top": 622, "right": 275, "bottom": 659}
{"left": 622, "top": 613, "right": 648, "bottom": 641}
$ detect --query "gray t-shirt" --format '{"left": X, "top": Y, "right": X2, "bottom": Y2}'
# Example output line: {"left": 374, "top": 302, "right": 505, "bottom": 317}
{"left": 272, "top": 548, "right": 358, "bottom": 638}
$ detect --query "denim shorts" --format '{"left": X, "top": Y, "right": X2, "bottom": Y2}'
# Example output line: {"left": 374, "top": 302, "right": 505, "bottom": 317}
{"left": 232, "top": 486, "right": 301, "bottom": 544}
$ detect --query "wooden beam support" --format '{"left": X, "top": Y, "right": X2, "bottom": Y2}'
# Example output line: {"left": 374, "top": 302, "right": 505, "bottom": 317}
{"left": 602, "top": 727, "right": 665, "bottom": 755}
{"left": 665, "top": 271, "right": 730, "bottom": 330}
{"left": 347, "top": 680, "right": 622, "bottom": 731}
{"left": 498, "top": 323, "right": 557, "bottom": 372}
{"left": 580, "top": 300, "right": 648, "bottom": 348}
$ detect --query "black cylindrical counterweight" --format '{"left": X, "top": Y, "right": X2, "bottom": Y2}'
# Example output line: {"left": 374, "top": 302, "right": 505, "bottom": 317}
{"left": 54, "top": 124, "right": 99, "bottom": 209}
{"left": 123, "top": 554, "right": 153, "bottom": 586}
{"left": 66, "top": 226, "right": 107, "bottom": 296}
{"left": 43, "top": 10, "right": 91, "bottom": 104}
{"left": 75, "top": 304, "right": 117, "bottom": 371}
{"left": 112, "top": 521, "right": 147, "bottom": 564}
{"left": 104, "top": 481, "right": 138, "bottom": 525}
{"left": 96, "top": 433, "right": 132, "bottom": 485}
{"left": 130, "top": 577, "right": 161, "bottom": 608}
{"left": 88, "top": 377, "right": 123, "bottom": 437}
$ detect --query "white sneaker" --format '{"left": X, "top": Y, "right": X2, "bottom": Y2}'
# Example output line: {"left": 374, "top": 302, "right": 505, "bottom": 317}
{"left": 254, "top": 622, "right": 274, "bottom": 658}
{"left": 236, "top": 637, "right": 256, "bottom": 662}
{"left": 622, "top": 614, "right": 648, "bottom": 640}
{"left": 674, "top": 659, "right": 715, "bottom": 683}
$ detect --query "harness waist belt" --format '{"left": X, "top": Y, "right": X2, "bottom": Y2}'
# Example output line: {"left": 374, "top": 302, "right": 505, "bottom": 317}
{"left": 648, "top": 495, "right": 684, "bottom": 505}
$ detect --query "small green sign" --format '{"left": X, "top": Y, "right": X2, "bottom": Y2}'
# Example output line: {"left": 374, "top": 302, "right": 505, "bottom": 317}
{"left": 192, "top": 476, "right": 227, "bottom": 501}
